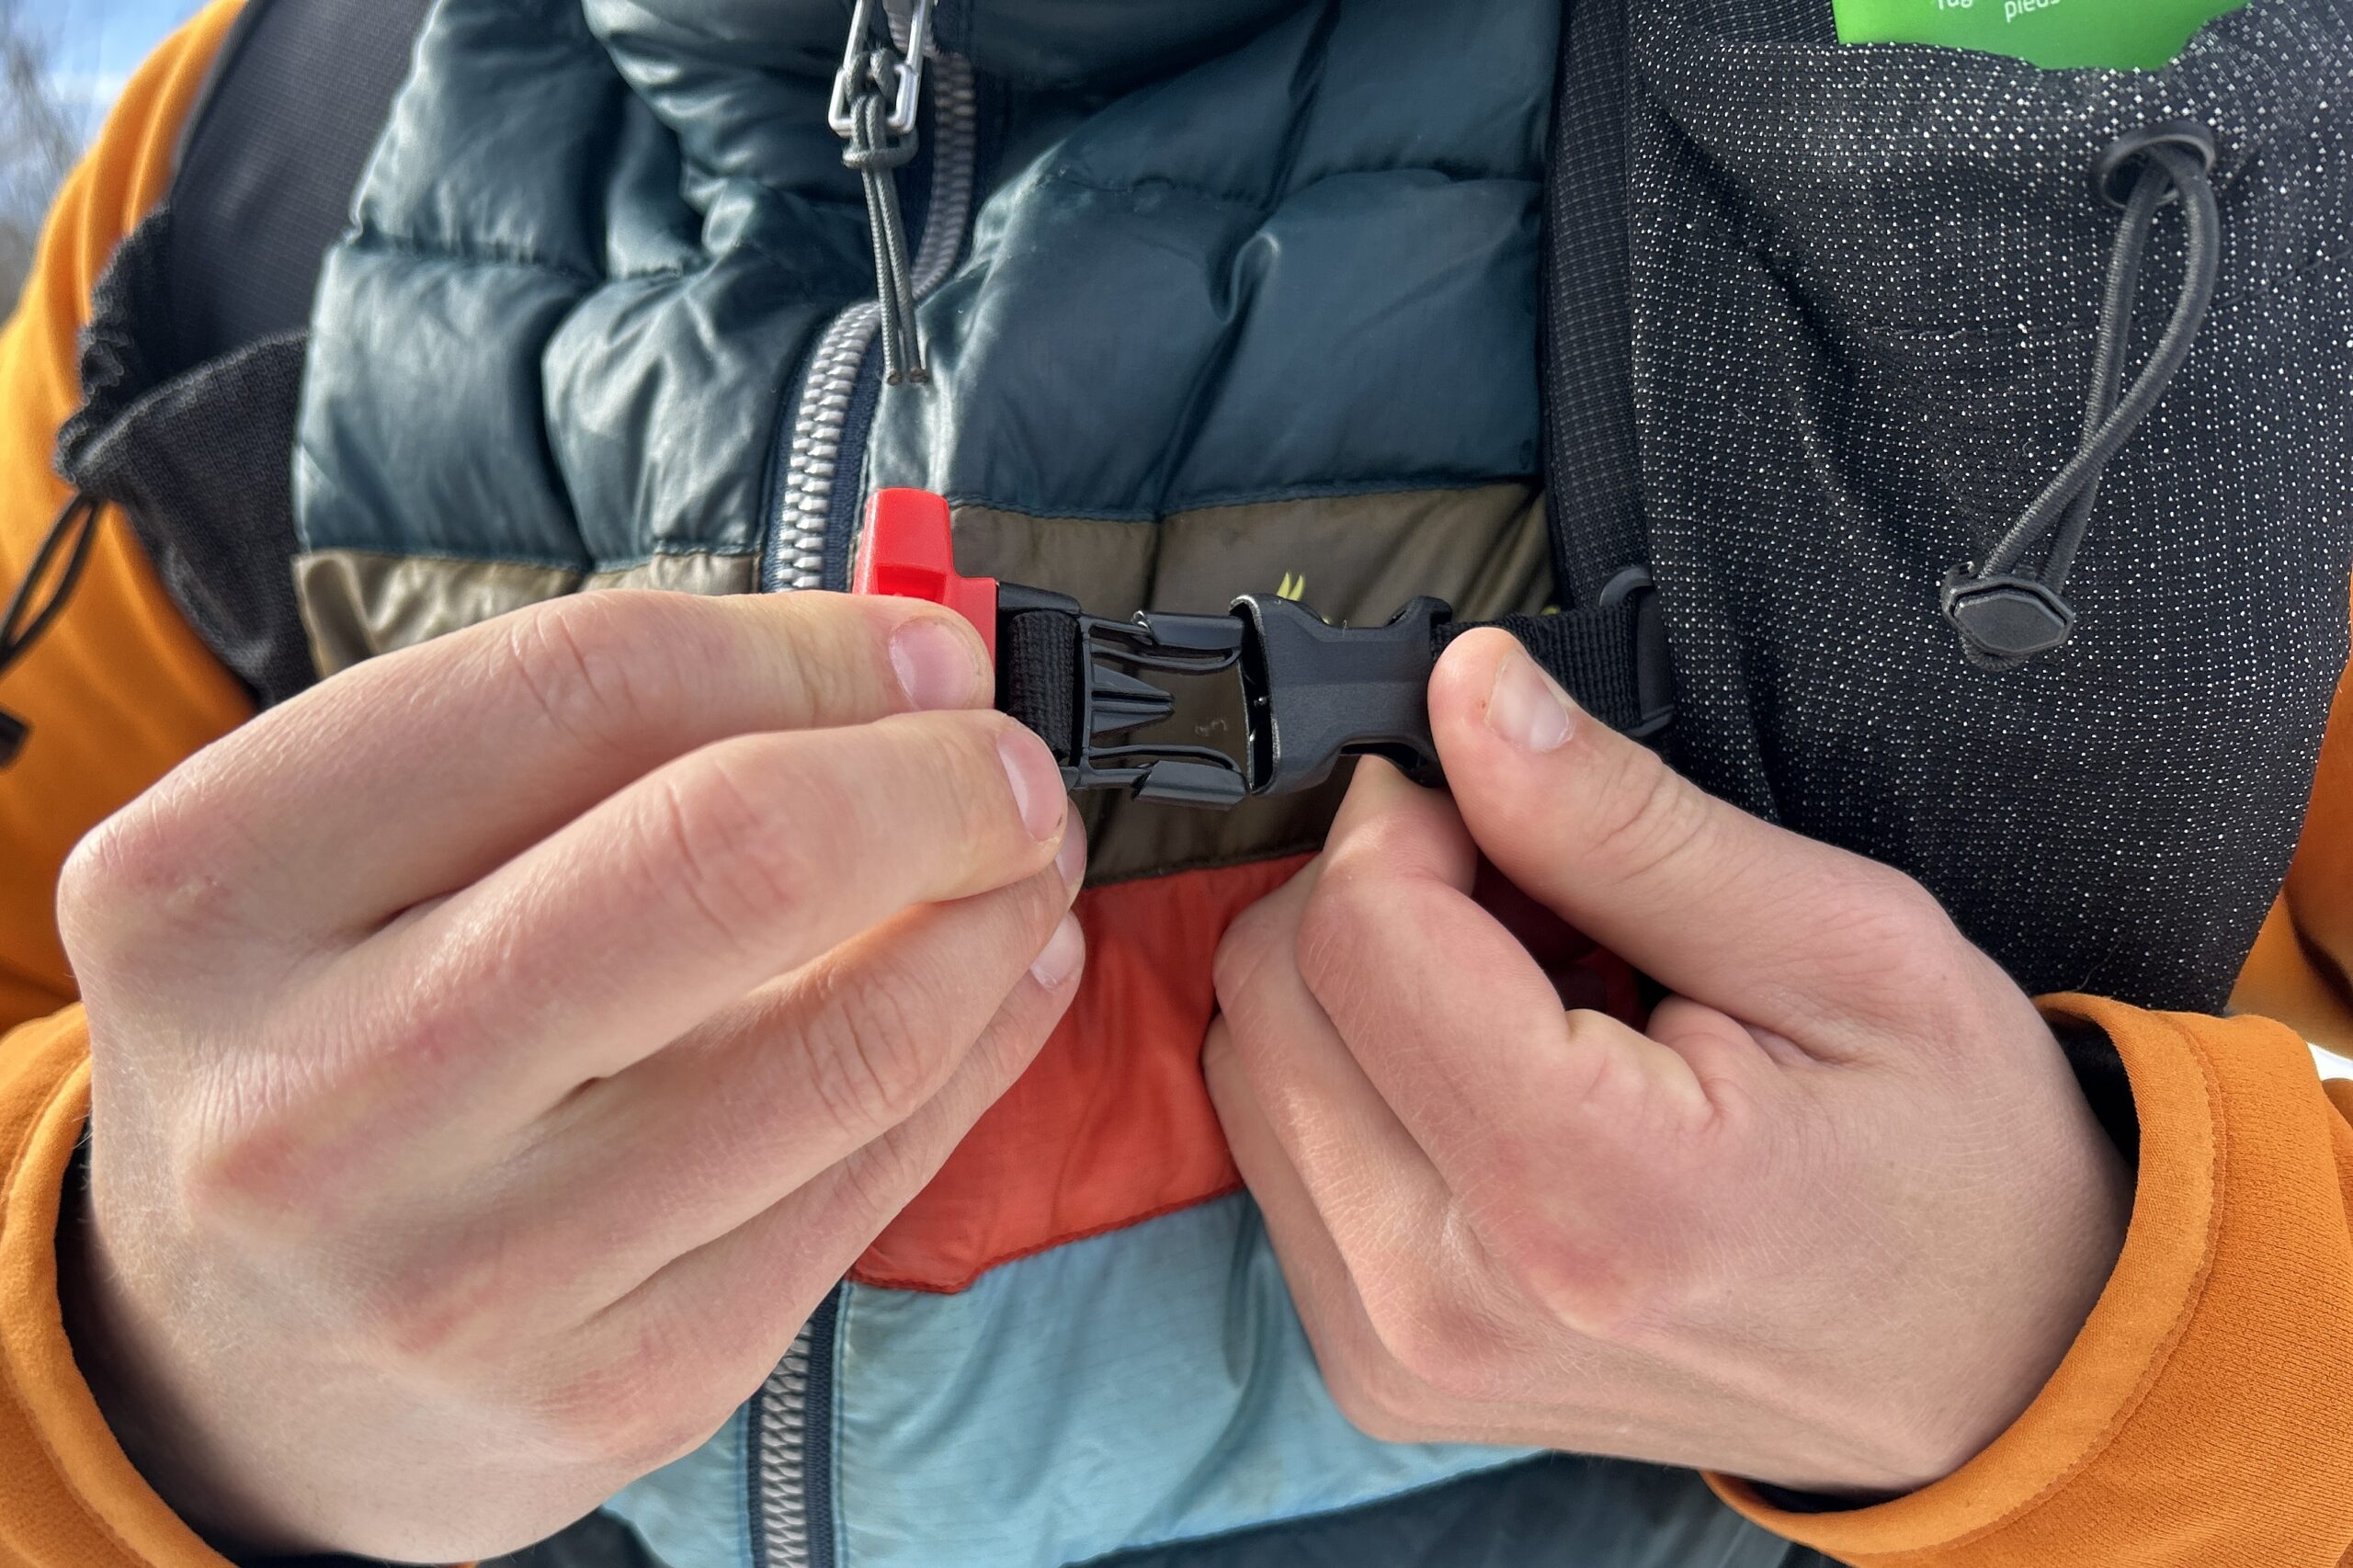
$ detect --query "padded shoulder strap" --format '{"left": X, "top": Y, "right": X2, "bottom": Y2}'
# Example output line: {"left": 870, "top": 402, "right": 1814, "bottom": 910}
{"left": 30, "top": 0, "right": 437, "bottom": 718}
{"left": 166, "top": 0, "right": 436, "bottom": 369}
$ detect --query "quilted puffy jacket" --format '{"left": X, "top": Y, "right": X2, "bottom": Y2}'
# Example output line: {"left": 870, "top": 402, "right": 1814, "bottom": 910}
{"left": 12, "top": 2, "right": 2353, "bottom": 1567}
{"left": 291, "top": 4, "right": 1695, "bottom": 1563}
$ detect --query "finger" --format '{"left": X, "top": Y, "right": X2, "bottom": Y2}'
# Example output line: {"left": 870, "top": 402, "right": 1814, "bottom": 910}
{"left": 1201, "top": 1017, "right": 1411, "bottom": 1419}
{"left": 334, "top": 709, "right": 1070, "bottom": 1144}
{"left": 111, "top": 590, "right": 994, "bottom": 943}
{"left": 1206, "top": 1019, "right": 1561, "bottom": 1447}
{"left": 1427, "top": 631, "right": 1950, "bottom": 1040}
{"left": 583, "top": 919, "right": 1085, "bottom": 1393}
{"left": 488, "top": 829, "right": 1086, "bottom": 1297}
{"left": 1208, "top": 864, "right": 1451, "bottom": 1286}
{"left": 1301, "top": 765, "right": 1718, "bottom": 1199}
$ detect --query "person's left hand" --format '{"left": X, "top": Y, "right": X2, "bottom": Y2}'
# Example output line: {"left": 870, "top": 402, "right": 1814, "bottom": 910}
{"left": 1203, "top": 631, "right": 2131, "bottom": 1499}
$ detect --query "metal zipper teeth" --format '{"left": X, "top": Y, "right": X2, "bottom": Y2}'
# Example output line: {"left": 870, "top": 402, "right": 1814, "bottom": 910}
{"left": 753, "top": 1289, "right": 840, "bottom": 1568}
{"left": 769, "top": 53, "right": 978, "bottom": 591}
{"left": 752, "top": 1322, "right": 816, "bottom": 1568}
{"left": 749, "top": 53, "right": 978, "bottom": 1568}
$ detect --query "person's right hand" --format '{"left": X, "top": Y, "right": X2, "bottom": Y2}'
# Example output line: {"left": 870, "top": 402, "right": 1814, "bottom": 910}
{"left": 53, "top": 590, "right": 1085, "bottom": 1563}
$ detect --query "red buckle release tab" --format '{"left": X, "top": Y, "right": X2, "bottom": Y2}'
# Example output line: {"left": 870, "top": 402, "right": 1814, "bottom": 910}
{"left": 853, "top": 488, "right": 999, "bottom": 660}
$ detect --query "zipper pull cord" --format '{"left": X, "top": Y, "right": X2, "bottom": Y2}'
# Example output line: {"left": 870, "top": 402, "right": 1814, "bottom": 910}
{"left": 0, "top": 492, "right": 103, "bottom": 766}
{"left": 846, "top": 73, "right": 926, "bottom": 385}
{"left": 831, "top": 0, "right": 933, "bottom": 385}
{"left": 1942, "top": 123, "right": 2221, "bottom": 668}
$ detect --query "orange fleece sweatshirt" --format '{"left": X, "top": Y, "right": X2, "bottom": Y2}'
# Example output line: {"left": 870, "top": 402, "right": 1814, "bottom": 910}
{"left": 5, "top": 9, "right": 2353, "bottom": 1565}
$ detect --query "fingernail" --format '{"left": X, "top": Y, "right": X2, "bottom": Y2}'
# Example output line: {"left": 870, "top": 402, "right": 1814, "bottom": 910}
{"left": 890, "top": 617, "right": 984, "bottom": 710}
{"left": 1054, "top": 815, "right": 1088, "bottom": 892}
{"left": 1030, "top": 912, "right": 1085, "bottom": 988}
{"left": 999, "top": 728, "right": 1068, "bottom": 842}
{"left": 1484, "top": 644, "right": 1575, "bottom": 754}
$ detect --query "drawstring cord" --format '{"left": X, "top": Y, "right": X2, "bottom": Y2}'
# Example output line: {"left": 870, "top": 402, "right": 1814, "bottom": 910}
{"left": 0, "top": 492, "right": 101, "bottom": 765}
{"left": 830, "top": 0, "right": 934, "bottom": 385}
{"left": 1942, "top": 122, "right": 2221, "bottom": 668}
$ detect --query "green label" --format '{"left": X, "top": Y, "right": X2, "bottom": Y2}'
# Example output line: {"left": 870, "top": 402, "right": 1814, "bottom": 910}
{"left": 1833, "top": 0, "right": 2250, "bottom": 69}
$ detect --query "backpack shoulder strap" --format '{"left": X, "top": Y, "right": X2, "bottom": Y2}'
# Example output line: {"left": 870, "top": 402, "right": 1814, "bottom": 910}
{"left": 18, "top": 0, "right": 438, "bottom": 725}
{"left": 166, "top": 0, "right": 437, "bottom": 368}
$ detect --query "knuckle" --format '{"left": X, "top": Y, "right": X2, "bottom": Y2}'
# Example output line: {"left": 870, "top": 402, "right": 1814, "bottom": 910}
{"left": 801, "top": 963, "right": 949, "bottom": 1136}
{"left": 1517, "top": 1244, "right": 1656, "bottom": 1345}
{"left": 1211, "top": 897, "right": 1293, "bottom": 1010}
{"left": 57, "top": 790, "right": 228, "bottom": 958}
{"left": 544, "top": 1333, "right": 715, "bottom": 1471}
{"left": 53, "top": 825, "right": 123, "bottom": 960}
{"left": 1326, "top": 1359, "right": 1430, "bottom": 1445}
{"left": 1294, "top": 873, "right": 1376, "bottom": 1000}
{"left": 178, "top": 1123, "right": 314, "bottom": 1242}
{"left": 359, "top": 1237, "right": 521, "bottom": 1370}
{"left": 172, "top": 1093, "right": 381, "bottom": 1268}
{"left": 383, "top": 982, "right": 494, "bottom": 1082}
{"left": 1358, "top": 1276, "right": 1483, "bottom": 1400}
{"left": 643, "top": 741, "right": 823, "bottom": 950}
{"left": 498, "top": 593, "right": 689, "bottom": 753}
{"left": 365, "top": 1283, "right": 483, "bottom": 1372}
{"left": 1457, "top": 1185, "right": 1672, "bottom": 1347}
{"left": 1583, "top": 748, "right": 1708, "bottom": 885}
{"left": 1849, "top": 861, "right": 1949, "bottom": 943}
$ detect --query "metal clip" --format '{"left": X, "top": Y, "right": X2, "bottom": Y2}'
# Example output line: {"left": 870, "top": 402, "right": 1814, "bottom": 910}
{"left": 828, "top": 0, "right": 933, "bottom": 139}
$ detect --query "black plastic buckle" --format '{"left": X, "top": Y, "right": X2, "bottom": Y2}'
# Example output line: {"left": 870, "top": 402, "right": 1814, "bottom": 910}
{"left": 1065, "top": 599, "right": 1253, "bottom": 808}
{"left": 1011, "top": 586, "right": 1450, "bottom": 808}
{"left": 1235, "top": 595, "right": 1449, "bottom": 796}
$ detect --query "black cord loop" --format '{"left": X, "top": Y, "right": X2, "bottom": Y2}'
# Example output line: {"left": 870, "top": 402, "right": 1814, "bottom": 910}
{"left": 0, "top": 492, "right": 104, "bottom": 765}
{"left": 1943, "top": 124, "right": 2222, "bottom": 668}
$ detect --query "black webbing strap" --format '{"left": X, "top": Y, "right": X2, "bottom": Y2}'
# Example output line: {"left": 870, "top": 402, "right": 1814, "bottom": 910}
{"left": 1540, "top": 0, "right": 1647, "bottom": 611}
{"left": 995, "top": 596, "right": 1671, "bottom": 797}
{"left": 1435, "top": 608, "right": 1649, "bottom": 736}
{"left": 1000, "top": 608, "right": 1080, "bottom": 758}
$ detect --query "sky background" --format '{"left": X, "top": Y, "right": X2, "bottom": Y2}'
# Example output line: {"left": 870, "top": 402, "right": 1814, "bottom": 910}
{"left": 26, "top": 0, "right": 204, "bottom": 126}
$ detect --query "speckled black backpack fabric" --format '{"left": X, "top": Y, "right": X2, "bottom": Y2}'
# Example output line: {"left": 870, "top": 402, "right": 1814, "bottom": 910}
{"left": 1546, "top": 0, "right": 2353, "bottom": 1012}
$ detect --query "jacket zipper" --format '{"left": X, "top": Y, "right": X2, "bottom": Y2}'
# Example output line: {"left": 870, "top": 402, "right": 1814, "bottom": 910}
{"left": 766, "top": 40, "right": 978, "bottom": 591}
{"left": 751, "top": 1287, "right": 842, "bottom": 1568}
{"left": 748, "top": 11, "right": 979, "bottom": 1562}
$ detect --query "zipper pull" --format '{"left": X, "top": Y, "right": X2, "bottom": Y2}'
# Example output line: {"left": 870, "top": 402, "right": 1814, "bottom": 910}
{"left": 830, "top": 0, "right": 934, "bottom": 385}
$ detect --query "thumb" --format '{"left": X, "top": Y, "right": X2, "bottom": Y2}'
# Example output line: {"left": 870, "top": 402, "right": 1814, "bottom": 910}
{"left": 1429, "top": 631, "right": 1946, "bottom": 1043}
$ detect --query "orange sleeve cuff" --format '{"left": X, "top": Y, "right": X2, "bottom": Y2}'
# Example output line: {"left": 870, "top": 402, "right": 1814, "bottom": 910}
{"left": 0, "top": 1007, "right": 230, "bottom": 1568}
{"left": 1711, "top": 997, "right": 2353, "bottom": 1565}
